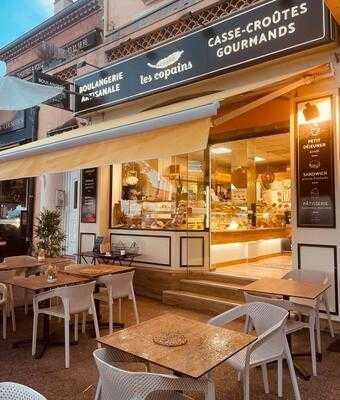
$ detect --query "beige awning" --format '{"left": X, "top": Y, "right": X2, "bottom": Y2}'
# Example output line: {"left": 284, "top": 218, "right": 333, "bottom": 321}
{"left": 0, "top": 104, "right": 215, "bottom": 180}
{"left": 0, "top": 57, "right": 332, "bottom": 181}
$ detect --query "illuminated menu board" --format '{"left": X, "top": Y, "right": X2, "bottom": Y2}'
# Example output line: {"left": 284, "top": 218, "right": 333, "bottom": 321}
{"left": 296, "top": 97, "right": 335, "bottom": 228}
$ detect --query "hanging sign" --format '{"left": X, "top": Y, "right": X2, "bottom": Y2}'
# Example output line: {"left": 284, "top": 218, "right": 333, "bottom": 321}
{"left": 64, "top": 29, "right": 102, "bottom": 55}
{"left": 75, "top": 0, "right": 332, "bottom": 114}
{"left": 0, "top": 111, "right": 25, "bottom": 135}
{"left": 33, "top": 71, "right": 71, "bottom": 110}
{"left": 297, "top": 97, "right": 335, "bottom": 228}
{"left": 0, "top": 109, "right": 37, "bottom": 148}
{"left": 81, "top": 168, "right": 97, "bottom": 223}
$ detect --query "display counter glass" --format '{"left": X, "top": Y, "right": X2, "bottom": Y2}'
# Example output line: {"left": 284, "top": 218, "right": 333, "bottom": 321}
{"left": 210, "top": 133, "right": 291, "bottom": 236}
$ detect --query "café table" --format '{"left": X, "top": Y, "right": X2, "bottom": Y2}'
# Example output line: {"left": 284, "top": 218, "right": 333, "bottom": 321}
{"left": 0, "top": 256, "right": 71, "bottom": 274}
{"left": 0, "top": 272, "right": 90, "bottom": 359}
{"left": 75, "top": 251, "right": 141, "bottom": 267}
{"left": 0, "top": 259, "right": 47, "bottom": 273}
{"left": 243, "top": 277, "right": 330, "bottom": 381}
{"left": 63, "top": 264, "right": 135, "bottom": 279}
{"left": 64, "top": 264, "right": 135, "bottom": 331}
{"left": 98, "top": 313, "right": 256, "bottom": 379}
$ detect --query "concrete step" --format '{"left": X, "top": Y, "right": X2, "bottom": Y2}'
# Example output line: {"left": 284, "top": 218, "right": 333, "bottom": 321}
{"left": 187, "top": 271, "right": 255, "bottom": 286}
{"left": 179, "top": 279, "right": 246, "bottom": 302}
{"left": 162, "top": 290, "right": 242, "bottom": 314}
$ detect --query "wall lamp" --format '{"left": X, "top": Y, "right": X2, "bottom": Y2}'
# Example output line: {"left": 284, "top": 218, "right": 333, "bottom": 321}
{"left": 76, "top": 61, "right": 101, "bottom": 70}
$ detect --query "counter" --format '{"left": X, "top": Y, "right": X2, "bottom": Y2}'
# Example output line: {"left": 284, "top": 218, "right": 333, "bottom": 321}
{"left": 109, "top": 229, "right": 209, "bottom": 269}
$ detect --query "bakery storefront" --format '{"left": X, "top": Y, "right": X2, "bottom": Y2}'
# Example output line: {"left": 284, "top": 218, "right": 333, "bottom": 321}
{"left": 0, "top": 0, "right": 339, "bottom": 312}
{"left": 73, "top": 0, "right": 337, "bottom": 277}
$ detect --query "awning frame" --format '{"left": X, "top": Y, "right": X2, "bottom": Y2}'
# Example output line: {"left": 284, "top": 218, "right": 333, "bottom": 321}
{"left": 0, "top": 102, "right": 219, "bottom": 162}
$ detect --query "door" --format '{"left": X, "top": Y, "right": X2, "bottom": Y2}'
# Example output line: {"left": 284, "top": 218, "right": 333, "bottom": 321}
{"left": 0, "top": 178, "right": 32, "bottom": 260}
{"left": 64, "top": 171, "right": 80, "bottom": 256}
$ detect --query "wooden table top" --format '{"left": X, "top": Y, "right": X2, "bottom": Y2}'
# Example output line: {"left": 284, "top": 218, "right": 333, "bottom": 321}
{"left": 78, "top": 251, "right": 141, "bottom": 259}
{"left": 0, "top": 272, "right": 90, "bottom": 292}
{"left": 0, "top": 260, "right": 46, "bottom": 271}
{"left": 244, "top": 278, "right": 330, "bottom": 300}
{"left": 63, "top": 264, "right": 135, "bottom": 278}
{"left": 0, "top": 257, "right": 72, "bottom": 272}
{"left": 98, "top": 313, "right": 256, "bottom": 378}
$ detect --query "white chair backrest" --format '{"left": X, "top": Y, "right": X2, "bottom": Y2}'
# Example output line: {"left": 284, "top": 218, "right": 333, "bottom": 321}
{"left": 244, "top": 302, "right": 288, "bottom": 362}
{"left": 0, "top": 283, "right": 7, "bottom": 306}
{"left": 4, "top": 256, "right": 37, "bottom": 266}
{"left": 55, "top": 281, "right": 96, "bottom": 314}
{"left": 97, "top": 271, "right": 135, "bottom": 299}
{"left": 93, "top": 348, "right": 200, "bottom": 400}
{"left": 210, "top": 302, "right": 288, "bottom": 361}
{"left": 284, "top": 269, "right": 328, "bottom": 285}
{"left": 0, "top": 382, "right": 47, "bottom": 400}
{"left": 245, "top": 292, "right": 299, "bottom": 314}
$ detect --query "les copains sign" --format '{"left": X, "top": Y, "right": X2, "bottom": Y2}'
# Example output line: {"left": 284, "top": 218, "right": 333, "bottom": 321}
{"left": 75, "top": 0, "right": 333, "bottom": 115}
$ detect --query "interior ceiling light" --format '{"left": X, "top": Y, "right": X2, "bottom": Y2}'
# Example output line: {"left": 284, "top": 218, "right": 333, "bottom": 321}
{"left": 254, "top": 156, "right": 265, "bottom": 162}
{"left": 210, "top": 147, "right": 232, "bottom": 154}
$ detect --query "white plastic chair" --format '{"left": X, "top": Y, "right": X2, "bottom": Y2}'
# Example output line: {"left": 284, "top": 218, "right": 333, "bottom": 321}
{"left": 93, "top": 347, "right": 215, "bottom": 400}
{"left": 95, "top": 271, "right": 139, "bottom": 334}
{"left": 32, "top": 281, "right": 100, "bottom": 368}
{"left": 4, "top": 256, "right": 42, "bottom": 315}
{"left": 0, "top": 382, "right": 46, "bottom": 399}
{"left": 0, "top": 270, "right": 16, "bottom": 337}
{"left": 64, "top": 264, "right": 89, "bottom": 334}
{"left": 245, "top": 292, "right": 318, "bottom": 376}
{"left": 284, "top": 269, "right": 335, "bottom": 354}
{"left": 0, "top": 283, "right": 8, "bottom": 339}
{"left": 209, "top": 302, "right": 301, "bottom": 400}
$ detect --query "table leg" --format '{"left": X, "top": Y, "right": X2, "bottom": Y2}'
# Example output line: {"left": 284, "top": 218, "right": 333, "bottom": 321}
{"left": 282, "top": 295, "right": 312, "bottom": 381}
{"left": 128, "top": 256, "right": 135, "bottom": 268}
{"left": 286, "top": 332, "right": 312, "bottom": 381}
{"left": 327, "top": 336, "right": 340, "bottom": 353}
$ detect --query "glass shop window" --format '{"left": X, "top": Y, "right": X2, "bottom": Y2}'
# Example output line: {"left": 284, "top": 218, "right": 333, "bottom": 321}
{"left": 210, "top": 133, "right": 291, "bottom": 232}
{"left": 110, "top": 151, "right": 207, "bottom": 230}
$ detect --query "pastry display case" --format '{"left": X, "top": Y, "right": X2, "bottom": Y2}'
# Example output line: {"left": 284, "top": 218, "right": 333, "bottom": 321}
{"left": 111, "top": 152, "right": 207, "bottom": 231}
{"left": 210, "top": 134, "right": 292, "bottom": 243}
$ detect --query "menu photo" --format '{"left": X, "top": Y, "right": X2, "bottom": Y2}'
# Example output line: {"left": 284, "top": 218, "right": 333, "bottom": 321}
{"left": 81, "top": 168, "right": 97, "bottom": 223}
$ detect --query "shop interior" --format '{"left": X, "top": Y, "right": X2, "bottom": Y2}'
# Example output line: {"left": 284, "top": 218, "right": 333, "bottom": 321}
{"left": 208, "top": 93, "right": 292, "bottom": 278}
{"left": 210, "top": 132, "right": 292, "bottom": 277}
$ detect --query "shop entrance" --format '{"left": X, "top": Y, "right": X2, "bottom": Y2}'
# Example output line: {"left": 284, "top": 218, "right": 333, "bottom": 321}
{"left": 209, "top": 97, "right": 292, "bottom": 279}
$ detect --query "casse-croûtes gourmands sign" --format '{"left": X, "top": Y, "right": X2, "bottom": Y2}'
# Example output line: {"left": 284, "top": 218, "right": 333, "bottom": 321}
{"left": 75, "top": 0, "right": 332, "bottom": 114}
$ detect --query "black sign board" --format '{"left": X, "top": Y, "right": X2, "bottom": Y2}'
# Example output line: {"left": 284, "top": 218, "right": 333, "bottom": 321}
{"left": 0, "top": 108, "right": 38, "bottom": 148}
{"left": 33, "top": 71, "right": 71, "bottom": 110}
{"left": 15, "top": 29, "right": 102, "bottom": 79}
{"left": 81, "top": 168, "right": 97, "bottom": 223}
{"left": 297, "top": 96, "right": 335, "bottom": 228}
{"left": 75, "top": 0, "right": 332, "bottom": 114}
{"left": 64, "top": 29, "right": 102, "bottom": 55}
{"left": 0, "top": 111, "right": 25, "bottom": 135}
{"left": 16, "top": 61, "right": 45, "bottom": 79}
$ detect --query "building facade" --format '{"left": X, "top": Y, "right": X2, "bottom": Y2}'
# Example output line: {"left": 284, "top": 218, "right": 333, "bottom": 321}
{"left": 1, "top": 0, "right": 340, "bottom": 319}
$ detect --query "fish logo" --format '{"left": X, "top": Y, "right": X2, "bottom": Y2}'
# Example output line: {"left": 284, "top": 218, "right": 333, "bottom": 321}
{"left": 147, "top": 50, "right": 184, "bottom": 69}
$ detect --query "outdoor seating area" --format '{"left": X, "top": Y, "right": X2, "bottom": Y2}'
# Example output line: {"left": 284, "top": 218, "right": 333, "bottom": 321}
{"left": 0, "top": 255, "right": 339, "bottom": 399}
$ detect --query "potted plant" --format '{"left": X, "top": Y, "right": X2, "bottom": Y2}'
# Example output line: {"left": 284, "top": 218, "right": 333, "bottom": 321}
{"left": 34, "top": 209, "right": 66, "bottom": 258}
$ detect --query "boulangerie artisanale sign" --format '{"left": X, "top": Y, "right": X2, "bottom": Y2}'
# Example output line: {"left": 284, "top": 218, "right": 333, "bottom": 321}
{"left": 75, "top": 0, "right": 332, "bottom": 114}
